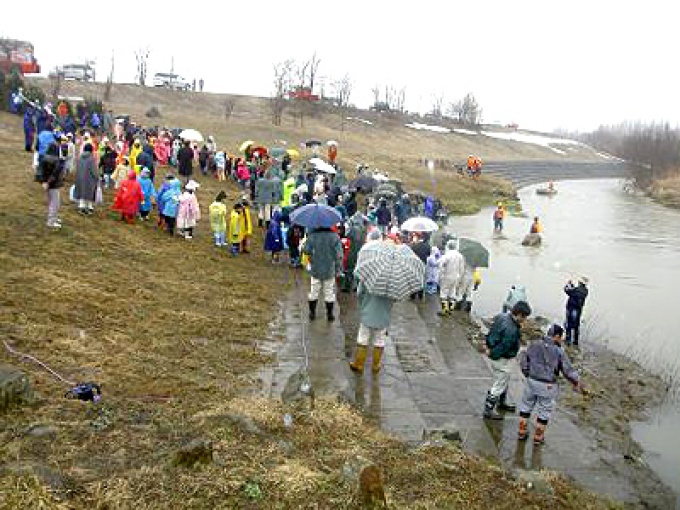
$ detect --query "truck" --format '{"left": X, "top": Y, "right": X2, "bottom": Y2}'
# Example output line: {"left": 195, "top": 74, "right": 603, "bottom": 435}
{"left": 0, "top": 38, "right": 40, "bottom": 75}
{"left": 50, "top": 63, "right": 96, "bottom": 82}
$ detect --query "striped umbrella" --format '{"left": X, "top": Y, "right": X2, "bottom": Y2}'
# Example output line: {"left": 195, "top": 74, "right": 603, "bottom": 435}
{"left": 355, "top": 242, "right": 426, "bottom": 301}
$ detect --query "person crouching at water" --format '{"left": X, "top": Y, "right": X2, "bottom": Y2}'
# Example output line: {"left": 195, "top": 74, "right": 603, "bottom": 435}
{"left": 483, "top": 300, "right": 532, "bottom": 420}
{"left": 530, "top": 216, "right": 542, "bottom": 234}
{"left": 349, "top": 231, "right": 393, "bottom": 374}
{"left": 303, "top": 224, "right": 343, "bottom": 322}
{"left": 518, "top": 324, "right": 585, "bottom": 444}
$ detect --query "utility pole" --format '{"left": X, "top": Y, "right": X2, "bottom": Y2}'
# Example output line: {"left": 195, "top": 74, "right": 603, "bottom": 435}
{"left": 171, "top": 56, "right": 174, "bottom": 75}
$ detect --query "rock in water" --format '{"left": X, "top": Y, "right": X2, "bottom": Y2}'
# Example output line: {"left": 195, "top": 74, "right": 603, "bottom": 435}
{"left": 173, "top": 439, "right": 213, "bottom": 467}
{"left": 522, "top": 233, "right": 542, "bottom": 246}
{"left": 0, "top": 364, "right": 32, "bottom": 413}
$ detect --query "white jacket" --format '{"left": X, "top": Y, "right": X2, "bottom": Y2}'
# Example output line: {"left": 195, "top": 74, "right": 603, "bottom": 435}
{"left": 438, "top": 248, "right": 465, "bottom": 287}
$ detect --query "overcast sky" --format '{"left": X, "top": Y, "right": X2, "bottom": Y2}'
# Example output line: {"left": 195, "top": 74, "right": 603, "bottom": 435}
{"left": 2, "top": 0, "right": 678, "bottom": 132}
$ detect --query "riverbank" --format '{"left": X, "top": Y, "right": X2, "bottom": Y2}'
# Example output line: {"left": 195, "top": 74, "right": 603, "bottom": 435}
{"left": 0, "top": 114, "right": 618, "bottom": 507}
{"left": 649, "top": 174, "right": 680, "bottom": 209}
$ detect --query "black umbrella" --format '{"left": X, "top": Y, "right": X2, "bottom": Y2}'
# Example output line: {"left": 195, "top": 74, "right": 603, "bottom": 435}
{"left": 305, "top": 139, "right": 322, "bottom": 147}
{"left": 349, "top": 175, "right": 377, "bottom": 192}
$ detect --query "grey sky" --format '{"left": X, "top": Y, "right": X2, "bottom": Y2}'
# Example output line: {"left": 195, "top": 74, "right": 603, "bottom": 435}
{"left": 2, "top": 0, "right": 678, "bottom": 132}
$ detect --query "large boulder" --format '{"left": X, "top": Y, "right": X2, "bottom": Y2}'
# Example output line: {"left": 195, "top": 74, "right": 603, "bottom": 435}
{"left": 522, "top": 233, "right": 542, "bottom": 246}
{"left": 0, "top": 364, "right": 32, "bottom": 413}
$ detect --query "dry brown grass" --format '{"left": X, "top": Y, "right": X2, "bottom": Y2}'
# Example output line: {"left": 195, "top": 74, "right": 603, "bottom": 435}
{"left": 0, "top": 110, "right": 618, "bottom": 509}
{"left": 649, "top": 174, "right": 680, "bottom": 208}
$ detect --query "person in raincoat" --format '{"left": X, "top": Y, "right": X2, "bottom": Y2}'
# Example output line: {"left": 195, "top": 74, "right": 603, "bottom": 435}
{"left": 349, "top": 231, "right": 394, "bottom": 374}
{"left": 264, "top": 210, "right": 284, "bottom": 263}
{"left": 112, "top": 169, "right": 143, "bottom": 224}
{"left": 177, "top": 140, "right": 194, "bottom": 181}
{"left": 425, "top": 246, "right": 442, "bottom": 294}
{"left": 239, "top": 196, "right": 253, "bottom": 253}
{"left": 209, "top": 191, "right": 228, "bottom": 247}
{"left": 157, "top": 177, "right": 182, "bottom": 235}
{"left": 111, "top": 156, "right": 131, "bottom": 189}
{"left": 493, "top": 203, "right": 506, "bottom": 233}
{"left": 138, "top": 168, "right": 156, "bottom": 220}
{"left": 229, "top": 202, "right": 245, "bottom": 255}
{"left": 235, "top": 159, "right": 250, "bottom": 190}
{"left": 518, "top": 324, "right": 584, "bottom": 444}
{"left": 303, "top": 225, "right": 343, "bottom": 322}
{"left": 128, "top": 139, "right": 143, "bottom": 173}
{"left": 214, "top": 151, "right": 227, "bottom": 181}
{"left": 341, "top": 212, "right": 368, "bottom": 292}
{"left": 74, "top": 143, "right": 98, "bottom": 215}
{"left": 503, "top": 284, "right": 528, "bottom": 313}
{"left": 437, "top": 239, "right": 465, "bottom": 316}
{"left": 177, "top": 180, "right": 201, "bottom": 239}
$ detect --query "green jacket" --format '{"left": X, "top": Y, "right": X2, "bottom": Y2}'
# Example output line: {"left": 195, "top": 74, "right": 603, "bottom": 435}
{"left": 357, "top": 281, "right": 394, "bottom": 330}
{"left": 486, "top": 312, "right": 521, "bottom": 360}
{"left": 303, "top": 229, "right": 342, "bottom": 281}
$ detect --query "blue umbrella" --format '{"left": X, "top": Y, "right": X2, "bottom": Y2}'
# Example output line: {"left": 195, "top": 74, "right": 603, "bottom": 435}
{"left": 290, "top": 203, "right": 342, "bottom": 229}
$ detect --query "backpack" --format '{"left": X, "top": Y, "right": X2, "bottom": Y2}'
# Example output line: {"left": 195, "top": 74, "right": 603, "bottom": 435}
{"left": 34, "top": 147, "right": 60, "bottom": 183}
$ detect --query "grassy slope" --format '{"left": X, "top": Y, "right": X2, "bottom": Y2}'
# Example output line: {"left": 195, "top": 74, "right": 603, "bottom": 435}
{"left": 0, "top": 108, "right": 615, "bottom": 509}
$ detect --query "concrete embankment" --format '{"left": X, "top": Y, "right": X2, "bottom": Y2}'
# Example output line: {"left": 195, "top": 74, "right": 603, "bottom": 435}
{"left": 483, "top": 161, "right": 630, "bottom": 188}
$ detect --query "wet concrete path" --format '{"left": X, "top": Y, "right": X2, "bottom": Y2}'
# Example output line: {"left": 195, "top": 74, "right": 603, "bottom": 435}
{"left": 261, "top": 287, "right": 649, "bottom": 506}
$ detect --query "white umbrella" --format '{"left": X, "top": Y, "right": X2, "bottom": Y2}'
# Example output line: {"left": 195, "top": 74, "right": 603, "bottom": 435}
{"left": 179, "top": 129, "right": 204, "bottom": 142}
{"left": 327, "top": 140, "right": 338, "bottom": 146}
{"left": 373, "top": 173, "right": 390, "bottom": 182}
{"left": 309, "top": 158, "right": 337, "bottom": 174}
{"left": 401, "top": 216, "right": 439, "bottom": 232}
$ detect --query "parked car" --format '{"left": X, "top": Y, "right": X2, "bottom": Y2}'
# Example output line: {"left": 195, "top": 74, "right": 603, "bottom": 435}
{"left": 152, "top": 73, "right": 190, "bottom": 90}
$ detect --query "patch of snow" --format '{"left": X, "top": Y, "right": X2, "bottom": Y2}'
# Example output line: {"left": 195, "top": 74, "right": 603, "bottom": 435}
{"left": 551, "top": 147, "right": 567, "bottom": 155}
{"left": 346, "top": 117, "right": 373, "bottom": 125}
{"left": 405, "top": 122, "right": 451, "bottom": 133}
{"left": 481, "top": 130, "right": 584, "bottom": 148}
{"left": 453, "top": 128, "right": 479, "bottom": 135}
{"left": 596, "top": 151, "right": 625, "bottom": 162}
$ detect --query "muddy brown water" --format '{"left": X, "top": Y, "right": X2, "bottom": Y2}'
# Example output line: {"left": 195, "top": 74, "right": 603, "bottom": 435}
{"left": 448, "top": 178, "right": 680, "bottom": 500}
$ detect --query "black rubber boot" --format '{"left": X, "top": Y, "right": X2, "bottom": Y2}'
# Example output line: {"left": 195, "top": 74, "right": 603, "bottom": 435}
{"left": 498, "top": 390, "right": 517, "bottom": 412}
{"left": 483, "top": 392, "right": 504, "bottom": 420}
{"left": 325, "top": 302, "right": 335, "bottom": 321}
{"left": 308, "top": 300, "right": 317, "bottom": 320}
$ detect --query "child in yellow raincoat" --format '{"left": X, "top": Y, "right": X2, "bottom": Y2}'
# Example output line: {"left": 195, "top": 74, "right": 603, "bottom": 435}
{"left": 239, "top": 197, "right": 253, "bottom": 254}
{"left": 229, "top": 202, "right": 244, "bottom": 256}
{"left": 209, "top": 191, "right": 228, "bottom": 247}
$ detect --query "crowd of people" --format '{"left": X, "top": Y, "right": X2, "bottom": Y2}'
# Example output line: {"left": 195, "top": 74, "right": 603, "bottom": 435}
{"left": 18, "top": 95, "right": 590, "bottom": 449}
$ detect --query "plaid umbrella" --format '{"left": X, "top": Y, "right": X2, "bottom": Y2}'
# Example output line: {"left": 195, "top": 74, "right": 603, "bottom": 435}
{"left": 355, "top": 242, "right": 426, "bottom": 301}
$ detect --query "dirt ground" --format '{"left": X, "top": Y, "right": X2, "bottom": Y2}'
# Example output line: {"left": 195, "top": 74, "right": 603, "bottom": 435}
{"left": 0, "top": 111, "right": 623, "bottom": 509}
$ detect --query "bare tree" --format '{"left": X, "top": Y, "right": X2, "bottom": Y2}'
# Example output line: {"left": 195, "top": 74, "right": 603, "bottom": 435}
{"left": 135, "top": 47, "right": 150, "bottom": 86}
{"left": 450, "top": 92, "right": 481, "bottom": 125}
{"left": 307, "top": 52, "right": 321, "bottom": 93}
{"left": 103, "top": 50, "right": 115, "bottom": 101}
{"left": 430, "top": 93, "right": 445, "bottom": 118}
{"left": 270, "top": 59, "right": 294, "bottom": 126}
{"left": 223, "top": 97, "right": 237, "bottom": 123}
{"left": 371, "top": 85, "right": 381, "bottom": 108}
{"left": 48, "top": 72, "right": 63, "bottom": 102}
{"left": 332, "top": 74, "right": 353, "bottom": 131}
{"left": 394, "top": 86, "right": 407, "bottom": 113}
{"left": 291, "top": 53, "right": 322, "bottom": 127}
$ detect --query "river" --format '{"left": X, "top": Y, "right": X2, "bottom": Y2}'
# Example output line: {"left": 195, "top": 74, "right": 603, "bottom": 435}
{"left": 447, "top": 178, "right": 680, "bottom": 497}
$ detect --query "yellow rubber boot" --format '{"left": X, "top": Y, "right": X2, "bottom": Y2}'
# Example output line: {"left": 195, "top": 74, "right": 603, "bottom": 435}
{"left": 372, "top": 347, "right": 385, "bottom": 373}
{"left": 349, "top": 345, "right": 368, "bottom": 373}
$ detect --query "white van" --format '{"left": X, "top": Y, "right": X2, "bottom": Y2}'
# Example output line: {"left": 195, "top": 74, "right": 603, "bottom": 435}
{"left": 61, "top": 64, "right": 95, "bottom": 82}
{"left": 152, "top": 73, "right": 190, "bottom": 90}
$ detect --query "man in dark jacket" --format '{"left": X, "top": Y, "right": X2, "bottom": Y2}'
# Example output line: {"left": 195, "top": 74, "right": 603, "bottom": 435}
{"left": 483, "top": 300, "right": 532, "bottom": 420}
{"left": 409, "top": 232, "right": 430, "bottom": 300}
{"left": 376, "top": 200, "right": 391, "bottom": 234}
{"left": 564, "top": 277, "right": 588, "bottom": 346}
{"left": 177, "top": 141, "right": 194, "bottom": 182}
{"left": 41, "top": 142, "right": 65, "bottom": 229}
{"left": 303, "top": 227, "right": 343, "bottom": 321}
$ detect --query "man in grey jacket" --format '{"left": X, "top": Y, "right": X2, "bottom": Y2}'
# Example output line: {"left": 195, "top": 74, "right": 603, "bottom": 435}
{"left": 303, "top": 227, "right": 343, "bottom": 321}
{"left": 518, "top": 324, "right": 584, "bottom": 444}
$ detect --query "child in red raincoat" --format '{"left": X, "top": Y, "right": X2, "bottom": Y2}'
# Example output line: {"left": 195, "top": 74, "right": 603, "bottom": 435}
{"left": 113, "top": 169, "right": 144, "bottom": 224}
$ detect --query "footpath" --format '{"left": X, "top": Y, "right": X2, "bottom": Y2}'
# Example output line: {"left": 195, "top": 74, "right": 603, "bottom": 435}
{"left": 261, "top": 288, "right": 668, "bottom": 508}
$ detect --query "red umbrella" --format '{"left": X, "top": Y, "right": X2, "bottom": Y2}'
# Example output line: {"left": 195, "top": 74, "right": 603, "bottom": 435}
{"left": 249, "top": 146, "right": 268, "bottom": 157}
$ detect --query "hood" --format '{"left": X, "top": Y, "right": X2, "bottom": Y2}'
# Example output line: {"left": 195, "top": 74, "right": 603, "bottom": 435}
{"left": 445, "top": 239, "right": 459, "bottom": 252}
{"left": 127, "top": 169, "right": 137, "bottom": 180}
{"left": 430, "top": 246, "right": 441, "bottom": 258}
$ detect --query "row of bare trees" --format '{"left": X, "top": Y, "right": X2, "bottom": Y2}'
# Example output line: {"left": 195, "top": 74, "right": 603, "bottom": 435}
{"left": 270, "top": 53, "right": 354, "bottom": 129}
{"left": 584, "top": 122, "right": 680, "bottom": 185}
{"left": 429, "top": 92, "right": 482, "bottom": 125}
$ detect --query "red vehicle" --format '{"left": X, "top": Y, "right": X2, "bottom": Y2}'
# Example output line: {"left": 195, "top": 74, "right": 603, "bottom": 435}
{"left": 0, "top": 38, "right": 41, "bottom": 75}
{"left": 288, "top": 86, "right": 319, "bottom": 101}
